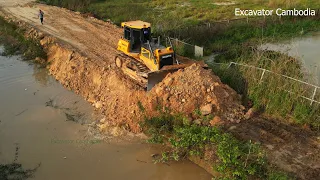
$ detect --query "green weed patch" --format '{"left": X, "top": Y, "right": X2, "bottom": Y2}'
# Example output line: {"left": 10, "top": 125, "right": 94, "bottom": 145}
{"left": 140, "top": 106, "right": 292, "bottom": 179}
{"left": 0, "top": 17, "right": 46, "bottom": 60}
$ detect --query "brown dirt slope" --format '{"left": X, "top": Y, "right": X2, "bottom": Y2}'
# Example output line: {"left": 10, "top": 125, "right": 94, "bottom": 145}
{"left": 227, "top": 117, "right": 320, "bottom": 179}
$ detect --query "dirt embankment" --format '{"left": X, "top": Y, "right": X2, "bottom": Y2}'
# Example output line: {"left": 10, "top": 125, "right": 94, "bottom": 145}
{"left": 0, "top": 2, "right": 246, "bottom": 132}
{"left": 0, "top": 2, "right": 146, "bottom": 132}
{"left": 30, "top": 28, "right": 146, "bottom": 133}
{"left": 1, "top": 2, "right": 320, "bottom": 179}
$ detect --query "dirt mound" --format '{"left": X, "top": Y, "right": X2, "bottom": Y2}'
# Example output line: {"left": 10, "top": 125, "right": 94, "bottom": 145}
{"left": 146, "top": 64, "right": 245, "bottom": 124}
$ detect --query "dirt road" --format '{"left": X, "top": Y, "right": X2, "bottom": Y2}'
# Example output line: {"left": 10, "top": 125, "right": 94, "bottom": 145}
{"left": 1, "top": 0, "right": 122, "bottom": 66}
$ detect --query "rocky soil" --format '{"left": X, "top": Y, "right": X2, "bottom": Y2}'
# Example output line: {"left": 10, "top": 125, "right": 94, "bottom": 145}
{"left": 146, "top": 64, "right": 245, "bottom": 124}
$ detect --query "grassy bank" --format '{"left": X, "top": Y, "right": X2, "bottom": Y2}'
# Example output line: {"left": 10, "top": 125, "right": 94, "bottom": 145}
{"left": 39, "top": 0, "right": 320, "bottom": 24}
{"left": 140, "top": 108, "right": 292, "bottom": 180}
{"left": 0, "top": 17, "right": 46, "bottom": 60}
{"left": 210, "top": 50, "right": 320, "bottom": 129}
{"left": 39, "top": 0, "right": 320, "bottom": 58}
{"left": 201, "top": 17, "right": 320, "bottom": 58}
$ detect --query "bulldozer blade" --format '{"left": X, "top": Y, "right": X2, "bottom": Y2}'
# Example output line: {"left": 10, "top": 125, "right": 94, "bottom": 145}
{"left": 147, "top": 69, "right": 179, "bottom": 91}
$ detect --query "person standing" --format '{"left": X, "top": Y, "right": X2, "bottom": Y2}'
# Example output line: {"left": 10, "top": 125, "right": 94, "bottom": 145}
{"left": 38, "top": 9, "right": 44, "bottom": 25}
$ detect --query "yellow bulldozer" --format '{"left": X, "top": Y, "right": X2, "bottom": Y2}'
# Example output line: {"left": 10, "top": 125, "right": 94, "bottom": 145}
{"left": 115, "top": 20, "right": 189, "bottom": 90}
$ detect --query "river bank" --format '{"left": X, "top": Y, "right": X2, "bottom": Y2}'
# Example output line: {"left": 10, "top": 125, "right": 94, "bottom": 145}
{"left": 0, "top": 5, "right": 217, "bottom": 179}
{"left": 0, "top": 47, "right": 212, "bottom": 179}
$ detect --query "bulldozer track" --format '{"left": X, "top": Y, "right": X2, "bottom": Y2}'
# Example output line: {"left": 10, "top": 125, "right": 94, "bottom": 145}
{"left": 115, "top": 53, "right": 149, "bottom": 88}
{"left": 117, "top": 53, "right": 150, "bottom": 74}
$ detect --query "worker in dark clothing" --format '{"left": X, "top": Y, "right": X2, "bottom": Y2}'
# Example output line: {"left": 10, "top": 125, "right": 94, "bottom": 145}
{"left": 38, "top": 9, "right": 44, "bottom": 25}
{"left": 143, "top": 28, "right": 149, "bottom": 42}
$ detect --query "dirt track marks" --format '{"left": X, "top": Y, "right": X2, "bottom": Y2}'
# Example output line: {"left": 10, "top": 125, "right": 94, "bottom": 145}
{"left": 3, "top": 3, "right": 122, "bottom": 66}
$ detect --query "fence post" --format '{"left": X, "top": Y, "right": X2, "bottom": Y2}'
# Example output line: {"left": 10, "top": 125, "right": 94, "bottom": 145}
{"left": 259, "top": 69, "right": 266, "bottom": 84}
{"left": 227, "top": 62, "right": 234, "bottom": 69}
{"left": 175, "top": 38, "right": 178, "bottom": 48}
{"left": 194, "top": 46, "right": 203, "bottom": 57}
{"left": 310, "top": 87, "right": 317, "bottom": 105}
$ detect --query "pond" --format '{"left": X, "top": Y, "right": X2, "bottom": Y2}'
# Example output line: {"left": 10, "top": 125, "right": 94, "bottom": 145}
{"left": 0, "top": 48, "right": 211, "bottom": 180}
{"left": 260, "top": 32, "right": 320, "bottom": 85}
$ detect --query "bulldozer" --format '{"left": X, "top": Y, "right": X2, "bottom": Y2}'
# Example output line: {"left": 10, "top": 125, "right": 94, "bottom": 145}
{"left": 115, "top": 20, "right": 189, "bottom": 90}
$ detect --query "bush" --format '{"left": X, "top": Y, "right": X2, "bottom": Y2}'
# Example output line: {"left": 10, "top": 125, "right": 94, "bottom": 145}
{"left": 0, "top": 17, "right": 47, "bottom": 60}
{"left": 141, "top": 108, "right": 288, "bottom": 179}
{"left": 209, "top": 49, "right": 320, "bottom": 129}
{"left": 39, "top": 0, "right": 94, "bottom": 11}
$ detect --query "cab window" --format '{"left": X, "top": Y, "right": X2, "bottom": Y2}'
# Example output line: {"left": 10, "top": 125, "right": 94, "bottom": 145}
{"left": 142, "top": 49, "right": 149, "bottom": 59}
{"left": 142, "top": 28, "right": 151, "bottom": 43}
{"left": 124, "top": 27, "right": 131, "bottom": 40}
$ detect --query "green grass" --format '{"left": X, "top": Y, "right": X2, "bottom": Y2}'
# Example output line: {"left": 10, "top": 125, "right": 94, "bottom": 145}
{"left": 208, "top": 18, "right": 320, "bottom": 60}
{"left": 0, "top": 17, "right": 47, "bottom": 60}
{"left": 39, "top": 0, "right": 320, "bottom": 27}
{"left": 40, "top": 0, "right": 320, "bottom": 58}
{"left": 140, "top": 106, "right": 293, "bottom": 179}
{"left": 209, "top": 50, "right": 320, "bottom": 129}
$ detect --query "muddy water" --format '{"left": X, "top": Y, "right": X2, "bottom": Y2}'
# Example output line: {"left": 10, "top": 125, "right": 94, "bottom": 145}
{"left": 260, "top": 32, "right": 320, "bottom": 85}
{"left": 0, "top": 49, "right": 212, "bottom": 179}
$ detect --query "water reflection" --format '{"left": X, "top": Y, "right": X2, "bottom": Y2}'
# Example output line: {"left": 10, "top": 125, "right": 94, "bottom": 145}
{"left": 32, "top": 65, "right": 51, "bottom": 86}
{"left": 260, "top": 32, "right": 320, "bottom": 85}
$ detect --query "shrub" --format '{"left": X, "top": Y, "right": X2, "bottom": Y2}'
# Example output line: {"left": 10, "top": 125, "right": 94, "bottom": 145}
{"left": 141, "top": 109, "right": 280, "bottom": 179}
{"left": 0, "top": 17, "right": 47, "bottom": 60}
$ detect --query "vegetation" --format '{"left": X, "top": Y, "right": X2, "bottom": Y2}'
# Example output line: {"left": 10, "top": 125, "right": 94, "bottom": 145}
{"left": 39, "top": 0, "right": 320, "bottom": 59}
{"left": 39, "top": 0, "right": 319, "bottom": 43}
{"left": 0, "top": 146, "right": 40, "bottom": 180}
{"left": 0, "top": 17, "right": 46, "bottom": 60}
{"left": 38, "top": 0, "right": 93, "bottom": 11}
{"left": 209, "top": 50, "right": 320, "bottom": 129}
{"left": 140, "top": 106, "right": 292, "bottom": 180}
{"left": 0, "top": 163, "right": 38, "bottom": 180}
{"left": 39, "top": 0, "right": 320, "bottom": 24}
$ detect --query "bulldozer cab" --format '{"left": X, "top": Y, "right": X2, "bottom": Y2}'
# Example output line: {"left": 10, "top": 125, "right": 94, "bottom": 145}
{"left": 117, "top": 20, "right": 175, "bottom": 73}
{"left": 116, "top": 20, "right": 191, "bottom": 90}
{"left": 122, "top": 21, "right": 151, "bottom": 53}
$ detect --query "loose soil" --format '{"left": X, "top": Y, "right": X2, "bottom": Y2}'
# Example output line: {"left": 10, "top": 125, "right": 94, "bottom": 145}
{"left": 0, "top": 1, "right": 319, "bottom": 179}
{"left": 146, "top": 64, "right": 245, "bottom": 123}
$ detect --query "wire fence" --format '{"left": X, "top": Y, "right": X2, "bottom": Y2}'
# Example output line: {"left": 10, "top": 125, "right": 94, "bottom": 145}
{"left": 166, "top": 37, "right": 203, "bottom": 58}
{"left": 212, "top": 61, "right": 320, "bottom": 105}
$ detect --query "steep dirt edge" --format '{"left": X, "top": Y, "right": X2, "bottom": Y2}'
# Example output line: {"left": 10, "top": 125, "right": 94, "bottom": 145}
{"left": 0, "top": 10, "right": 145, "bottom": 130}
